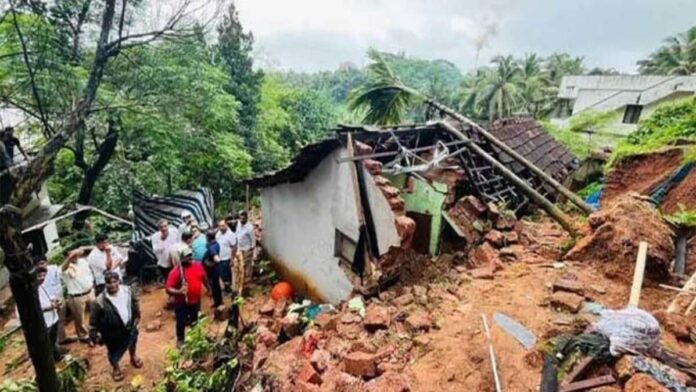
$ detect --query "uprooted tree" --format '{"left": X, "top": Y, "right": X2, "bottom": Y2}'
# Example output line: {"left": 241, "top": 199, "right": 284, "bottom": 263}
{"left": 0, "top": 0, "right": 200, "bottom": 389}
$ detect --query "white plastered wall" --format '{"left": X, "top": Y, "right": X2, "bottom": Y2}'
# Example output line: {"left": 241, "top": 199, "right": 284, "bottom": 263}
{"left": 260, "top": 147, "right": 400, "bottom": 304}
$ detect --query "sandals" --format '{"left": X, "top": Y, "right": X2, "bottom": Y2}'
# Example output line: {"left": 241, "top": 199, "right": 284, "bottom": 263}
{"left": 131, "top": 357, "right": 144, "bottom": 369}
{"left": 112, "top": 368, "right": 125, "bottom": 382}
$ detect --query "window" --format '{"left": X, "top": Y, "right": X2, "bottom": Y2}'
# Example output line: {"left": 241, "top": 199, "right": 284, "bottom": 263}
{"left": 334, "top": 229, "right": 357, "bottom": 264}
{"left": 623, "top": 105, "right": 643, "bottom": 124}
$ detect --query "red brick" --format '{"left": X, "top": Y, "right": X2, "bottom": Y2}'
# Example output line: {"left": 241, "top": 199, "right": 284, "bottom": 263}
{"left": 321, "top": 368, "right": 366, "bottom": 391}
{"left": 495, "top": 216, "right": 516, "bottom": 230}
{"left": 549, "top": 292, "right": 584, "bottom": 313}
{"left": 380, "top": 185, "right": 400, "bottom": 198}
{"left": 405, "top": 311, "right": 432, "bottom": 331}
{"left": 460, "top": 195, "right": 487, "bottom": 218}
{"left": 365, "top": 372, "right": 411, "bottom": 392}
{"left": 315, "top": 313, "right": 339, "bottom": 331}
{"left": 310, "top": 349, "right": 331, "bottom": 373}
{"left": 471, "top": 242, "right": 502, "bottom": 269}
{"left": 364, "top": 305, "right": 390, "bottom": 332}
{"left": 295, "top": 381, "right": 321, "bottom": 392}
{"left": 392, "top": 293, "right": 414, "bottom": 307}
{"left": 296, "top": 360, "right": 322, "bottom": 384}
{"left": 504, "top": 231, "right": 519, "bottom": 244}
{"left": 363, "top": 159, "right": 383, "bottom": 175}
{"left": 255, "top": 326, "right": 278, "bottom": 348}
{"left": 552, "top": 279, "right": 585, "bottom": 296}
{"left": 484, "top": 230, "right": 504, "bottom": 247}
{"left": 343, "top": 352, "right": 379, "bottom": 378}
{"left": 469, "top": 267, "right": 494, "bottom": 280}
{"left": 260, "top": 299, "right": 275, "bottom": 316}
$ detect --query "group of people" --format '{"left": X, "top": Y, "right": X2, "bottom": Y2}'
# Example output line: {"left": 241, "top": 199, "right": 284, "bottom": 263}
{"left": 33, "top": 233, "right": 137, "bottom": 381}
{"left": 151, "top": 210, "right": 256, "bottom": 346}
{"left": 30, "top": 210, "right": 255, "bottom": 382}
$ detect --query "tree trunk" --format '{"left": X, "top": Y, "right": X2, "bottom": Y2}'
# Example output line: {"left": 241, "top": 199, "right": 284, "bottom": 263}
{"left": 72, "top": 121, "right": 119, "bottom": 230}
{"left": 0, "top": 207, "right": 59, "bottom": 392}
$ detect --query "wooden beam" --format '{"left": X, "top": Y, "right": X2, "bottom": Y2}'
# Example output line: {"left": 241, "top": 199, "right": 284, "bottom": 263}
{"left": 668, "top": 269, "right": 696, "bottom": 313}
{"left": 426, "top": 100, "right": 595, "bottom": 214}
{"left": 560, "top": 375, "right": 616, "bottom": 392}
{"left": 658, "top": 284, "right": 696, "bottom": 296}
{"left": 628, "top": 241, "right": 649, "bottom": 307}
{"left": 481, "top": 314, "right": 503, "bottom": 392}
{"left": 560, "top": 357, "right": 594, "bottom": 387}
{"left": 439, "top": 121, "right": 579, "bottom": 235}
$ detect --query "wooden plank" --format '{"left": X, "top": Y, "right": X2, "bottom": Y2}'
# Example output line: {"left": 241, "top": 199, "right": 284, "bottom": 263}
{"left": 658, "top": 284, "right": 696, "bottom": 296}
{"left": 668, "top": 269, "right": 696, "bottom": 313}
{"left": 559, "top": 357, "right": 594, "bottom": 387}
{"left": 628, "top": 241, "right": 648, "bottom": 307}
{"left": 560, "top": 375, "right": 616, "bottom": 392}
{"left": 481, "top": 314, "right": 502, "bottom": 392}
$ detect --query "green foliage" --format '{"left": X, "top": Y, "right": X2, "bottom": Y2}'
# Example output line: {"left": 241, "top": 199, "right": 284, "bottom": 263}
{"left": 57, "top": 356, "right": 88, "bottom": 392}
{"left": 666, "top": 205, "right": 696, "bottom": 228}
{"left": 347, "top": 49, "right": 423, "bottom": 125}
{"left": 638, "top": 26, "right": 696, "bottom": 75}
{"left": 158, "top": 318, "right": 239, "bottom": 392}
{"left": 540, "top": 121, "right": 592, "bottom": 159}
{"left": 610, "top": 98, "right": 696, "bottom": 166}
{"left": 577, "top": 182, "right": 603, "bottom": 199}
{"left": 567, "top": 110, "right": 615, "bottom": 135}
{"left": 0, "top": 380, "right": 37, "bottom": 392}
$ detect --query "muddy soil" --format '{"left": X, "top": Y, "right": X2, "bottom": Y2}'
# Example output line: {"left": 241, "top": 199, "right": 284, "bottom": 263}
{"left": 602, "top": 148, "right": 683, "bottom": 206}
{"left": 662, "top": 168, "right": 696, "bottom": 214}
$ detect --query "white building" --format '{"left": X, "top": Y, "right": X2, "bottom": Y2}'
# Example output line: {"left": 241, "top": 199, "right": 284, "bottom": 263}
{"left": 552, "top": 75, "right": 696, "bottom": 136}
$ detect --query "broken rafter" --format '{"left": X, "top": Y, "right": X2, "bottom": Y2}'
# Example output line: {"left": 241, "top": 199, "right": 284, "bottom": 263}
{"left": 438, "top": 121, "right": 579, "bottom": 234}
{"left": 337, "top": 140, "right": 466, "bottom": 163}
{"left": 425, "top": 99, "right": 594, "bottom": 214}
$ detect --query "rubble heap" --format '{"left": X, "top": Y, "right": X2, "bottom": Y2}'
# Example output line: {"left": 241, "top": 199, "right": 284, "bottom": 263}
{"left": 251, "top": 287, "right": 445, "bottom": 392}
{"left": 565, "top": 193, "right": 675, "bottom": 280}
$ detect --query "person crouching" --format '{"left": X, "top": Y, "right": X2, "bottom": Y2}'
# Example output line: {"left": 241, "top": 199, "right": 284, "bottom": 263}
{"left": 89, "top": 271, "right": 142, "bottom": 381}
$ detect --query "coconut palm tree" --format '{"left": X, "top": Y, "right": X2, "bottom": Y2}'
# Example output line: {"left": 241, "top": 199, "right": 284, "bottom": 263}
{"left": 546, "top": 52, "right": 584, "bottom": 85}
{"left": 478, "top": 55, "right": 523, "bottom": 121}
{"left": 638, "top": 26, "right": 696, "bottom": 75}
{"left": 459, "top": 68, "right": 492, "bottom": 120}
{"left": 518, "top": 53, "right": 558, "bottom": 118}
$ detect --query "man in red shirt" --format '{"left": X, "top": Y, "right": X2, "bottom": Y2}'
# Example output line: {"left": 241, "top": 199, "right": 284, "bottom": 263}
{"left": 165, "top": 247, "right": 206, "bottom": 346}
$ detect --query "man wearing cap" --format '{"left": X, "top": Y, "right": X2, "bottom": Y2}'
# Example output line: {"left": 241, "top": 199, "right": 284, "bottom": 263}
{"left": 178, "top": 211, "right": 196, "bottom": 240}
{"left": 166, "top": 246, "right": 206, "bottom": 346}
{"left": 90, "top": 271, "right": 142, "bottom": 381}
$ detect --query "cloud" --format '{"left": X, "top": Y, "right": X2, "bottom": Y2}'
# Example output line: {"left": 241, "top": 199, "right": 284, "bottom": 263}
{"left": 234, "top": 0, "right": 696, "bottom": 73}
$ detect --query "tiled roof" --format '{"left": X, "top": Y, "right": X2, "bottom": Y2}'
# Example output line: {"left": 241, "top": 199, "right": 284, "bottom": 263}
{"left": 487, "top": 117, "right": 578, "bottom": 184}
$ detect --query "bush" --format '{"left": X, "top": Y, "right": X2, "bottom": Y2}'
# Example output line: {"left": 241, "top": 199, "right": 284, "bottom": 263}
{"left": 610, "top": 98, "right": 696, "bottom": 166}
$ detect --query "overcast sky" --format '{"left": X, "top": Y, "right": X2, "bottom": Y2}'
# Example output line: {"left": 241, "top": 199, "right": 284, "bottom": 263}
{"left": 234, "top": 0, "right": 696, "bottom": 74}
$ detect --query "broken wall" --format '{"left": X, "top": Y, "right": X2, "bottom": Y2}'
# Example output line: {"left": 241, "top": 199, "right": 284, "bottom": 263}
{"left": 260, "top": 147, "right": 400, "bottom": 304}
{"left": 386, "top": 175, "right": 448, "bottom": 255}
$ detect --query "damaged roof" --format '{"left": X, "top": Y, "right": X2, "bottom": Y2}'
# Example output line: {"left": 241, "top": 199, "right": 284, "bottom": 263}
{"left": 246, "top": 138, "right": 342, "bottom": 187}
{"left": 487, "top": 117, "right": 578, "bottom": 183}
{"left": 247, "top": 119, "right": 578, "bottom": 191}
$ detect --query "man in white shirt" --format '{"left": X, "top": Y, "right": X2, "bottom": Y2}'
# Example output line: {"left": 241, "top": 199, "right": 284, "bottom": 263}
{"left": 61, "top": 248, "right": 95, "bottom": 344}
{"left": 236, "top": 211, "right": 256, "bottom": 289}
{"left": 36, "top": 257, "right": 67, "bottom": 344}
{"left": 36, "top": 266, "right": 65, "bottom": 360}
{"left": 178, "top": 211, "right": 196, "bottom": 240}
{"left": 216, "top": 219, "right": 237, "bottom": 293}
{"left": 151, "top": 219, "right": 180, "bottom": 283}
{"left": 87, "top": 233, "right": 125, "bottom": 295}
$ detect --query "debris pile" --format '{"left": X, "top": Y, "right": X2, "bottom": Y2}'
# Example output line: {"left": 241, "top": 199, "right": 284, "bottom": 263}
{"left": 249, "top": 284, "right": 455, "bottom": 391}
{"left": 565, "top": 193, "right": 675, "bottom": 280}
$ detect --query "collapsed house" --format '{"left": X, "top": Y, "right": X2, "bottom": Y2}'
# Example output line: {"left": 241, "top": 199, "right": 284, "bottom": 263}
{"left": 248, "top": 117, "right": 580, "bottom": 304}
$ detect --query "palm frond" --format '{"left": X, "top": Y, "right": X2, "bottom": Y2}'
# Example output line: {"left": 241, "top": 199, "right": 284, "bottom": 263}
{"left": 347, "top": 48, "right": 423, "bottom": 125}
